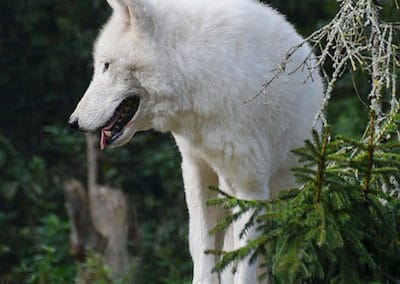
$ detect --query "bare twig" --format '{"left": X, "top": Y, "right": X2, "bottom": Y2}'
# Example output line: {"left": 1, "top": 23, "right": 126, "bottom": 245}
{"left": 255, "top": 0, "right": 399, "bottom": 127}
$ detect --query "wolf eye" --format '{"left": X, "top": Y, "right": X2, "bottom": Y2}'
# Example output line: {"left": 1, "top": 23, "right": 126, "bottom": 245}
{"left": 103, "top": 62, "right": 110, "bottom": 73}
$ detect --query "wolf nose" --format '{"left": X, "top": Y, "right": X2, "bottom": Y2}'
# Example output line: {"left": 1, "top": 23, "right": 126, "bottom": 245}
{"left": 68, "top": 119, "right": 80, "bottom": 131}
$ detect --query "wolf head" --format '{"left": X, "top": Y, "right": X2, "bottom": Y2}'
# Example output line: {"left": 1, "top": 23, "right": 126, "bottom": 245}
{"left": 69, "top": 0, "right": 178, "bottom": 150}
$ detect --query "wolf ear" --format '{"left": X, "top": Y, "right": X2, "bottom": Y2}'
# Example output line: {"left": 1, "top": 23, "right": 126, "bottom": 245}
{"left": 106, "top": 0, "right": 155, "bottom": 34}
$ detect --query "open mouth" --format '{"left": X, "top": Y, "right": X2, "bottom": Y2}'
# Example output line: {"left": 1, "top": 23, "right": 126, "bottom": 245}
{"left": 100, "top": 96, "right": 140, "bottom": 150}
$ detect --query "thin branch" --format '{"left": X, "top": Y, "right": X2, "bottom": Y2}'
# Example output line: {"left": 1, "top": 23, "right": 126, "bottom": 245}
{"left": 252, "top": 0, "right": 399, "bottom": 130}
{"left": 363, "top": 111, "right": 376, "bottom": 192}
{"left": 315, "top": 128, "right": 330, "bottom": 203}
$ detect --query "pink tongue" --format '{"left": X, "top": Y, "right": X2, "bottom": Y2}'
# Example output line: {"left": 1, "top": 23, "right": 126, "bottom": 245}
{"left": 99, "top": 115, "right": 119, "bottom": 150}
{"left": 100, "top": 130, "right": 107, "bottom": 151}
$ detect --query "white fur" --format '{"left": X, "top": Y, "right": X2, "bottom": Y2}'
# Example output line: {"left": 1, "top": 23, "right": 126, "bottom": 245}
{"left": 70, "top": 0, "right": 323, "bottom": 283}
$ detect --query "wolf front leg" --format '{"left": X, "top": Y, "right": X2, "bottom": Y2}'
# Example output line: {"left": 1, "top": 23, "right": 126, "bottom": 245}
{"left": 232, "top": 181, "right": 270, "bottom": 284}
{"left": 232, "top": 209, "right": 260, "bottom": 284}
{"left": 180, "top": 152, "right": 223, "bottom": 284}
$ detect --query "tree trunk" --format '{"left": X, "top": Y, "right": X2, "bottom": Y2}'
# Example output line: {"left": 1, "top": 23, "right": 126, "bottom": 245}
{"left": 64, "top": 134, "right": 140, "bottom": 283}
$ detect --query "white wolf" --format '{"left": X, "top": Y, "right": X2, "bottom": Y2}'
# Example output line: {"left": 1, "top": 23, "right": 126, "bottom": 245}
{"left": 69, "top": 0, "right": 323, "bottom": 283}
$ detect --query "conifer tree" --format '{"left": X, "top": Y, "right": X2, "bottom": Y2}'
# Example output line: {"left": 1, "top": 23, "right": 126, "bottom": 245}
{"left": 208, "top": 0, "right": 400, "bottom": 282}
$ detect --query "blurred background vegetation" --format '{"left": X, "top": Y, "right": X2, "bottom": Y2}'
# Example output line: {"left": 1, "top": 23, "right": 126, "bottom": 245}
{"left": 1, "top": 0, "right": 396, "bottom": 283}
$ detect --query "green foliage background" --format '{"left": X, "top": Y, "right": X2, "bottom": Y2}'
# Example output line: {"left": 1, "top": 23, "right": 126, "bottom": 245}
{"left": 0, "top": 0, "right": 396, "bottom": 283}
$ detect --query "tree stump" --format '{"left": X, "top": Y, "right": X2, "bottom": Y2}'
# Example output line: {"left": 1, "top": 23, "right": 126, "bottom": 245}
{"left": 64, "top": 134, "right": 140, "bottom": 283}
